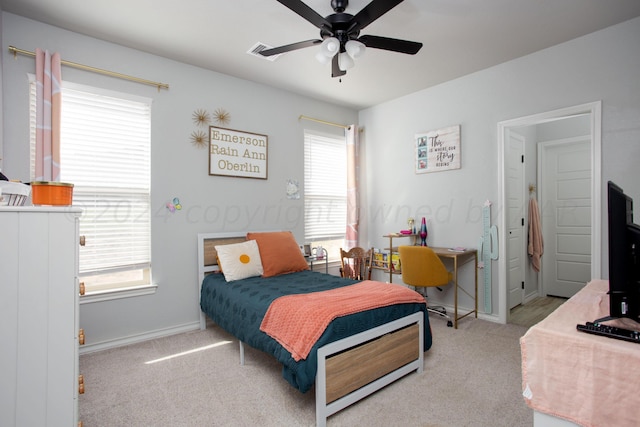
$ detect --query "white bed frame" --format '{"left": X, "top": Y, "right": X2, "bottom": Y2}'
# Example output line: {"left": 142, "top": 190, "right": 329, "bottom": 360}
{"left": 197, "top": 232, "right": 424, "bottom": 426}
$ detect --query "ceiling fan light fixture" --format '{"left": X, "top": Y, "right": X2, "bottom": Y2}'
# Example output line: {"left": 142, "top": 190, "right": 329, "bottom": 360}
{"left": 338, "top": 51, "right": 354, "bottom": 71}
{"left": 319, "top": 37, "right": 340, "bottom": 57}
{"left": 315, "top": 51, "right": 332, "bottom": 65}
{"left": 268, "top": 0, "right": 421, "bottom": 78}
{"left": 345, "top": 40, "right": 365, "bottom": 59}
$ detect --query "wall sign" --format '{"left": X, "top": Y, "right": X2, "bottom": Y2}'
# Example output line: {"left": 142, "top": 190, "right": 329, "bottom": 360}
{"left": 415, "top": 125, "right": 461, "bottom": 174}
{"left": 209, "top": 126, "right": 268, "bottom": 179}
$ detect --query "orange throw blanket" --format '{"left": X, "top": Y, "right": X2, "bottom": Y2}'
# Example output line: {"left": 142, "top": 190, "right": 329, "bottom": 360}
{"left": 260, "top": 280, "right": 426, "bottom": 361}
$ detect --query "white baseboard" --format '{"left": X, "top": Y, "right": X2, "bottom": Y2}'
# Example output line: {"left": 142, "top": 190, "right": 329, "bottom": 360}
{"left": 477, "top": 312, "right": 502, "bottom": 323}
{"left": 430, "top": 302, "right": 503, "bottom": 324}
{"left": 79, "top": 305, "right": 502, "bottom": 355}
{"left": 79, "top": 321, "right": 201, "bottom": 355}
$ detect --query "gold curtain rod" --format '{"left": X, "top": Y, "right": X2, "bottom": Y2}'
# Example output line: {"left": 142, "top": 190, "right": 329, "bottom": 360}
{"left": 299, "top": 115, "right": 349, "bottom": 130}
{"left": 8, "top": 45, "right": 169, "bottom": 91}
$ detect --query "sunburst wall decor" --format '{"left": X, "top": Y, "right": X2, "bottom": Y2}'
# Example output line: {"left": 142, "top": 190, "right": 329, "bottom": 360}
{"left": 192, "top": 109, "right": 210, "bottom": 127}
{"left": 214, "top": 108, "right": 231, "bottom": 125}
{"left": 189, "top": 107, "right": 232, "bottom": 150}
{"left": 190, "top": 130, "right": 208, "bottom": 148}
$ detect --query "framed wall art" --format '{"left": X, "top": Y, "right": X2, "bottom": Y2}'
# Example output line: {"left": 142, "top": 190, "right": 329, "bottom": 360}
{"left": 209, "top": 126, "right": 268, "bottom": 179}
{"left": 415, "top": 125, "right": 461, "bottom": 174}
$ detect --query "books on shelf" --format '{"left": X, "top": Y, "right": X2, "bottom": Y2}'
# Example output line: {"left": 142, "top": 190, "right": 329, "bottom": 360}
{"left": 373, "top": 251, "right": 386, "bottom": 267}
{"left": 373, "top": 250, "right": 402, "bottom": 272}
{"left": 390, "top": 253, "right": 401, "bottom": 272}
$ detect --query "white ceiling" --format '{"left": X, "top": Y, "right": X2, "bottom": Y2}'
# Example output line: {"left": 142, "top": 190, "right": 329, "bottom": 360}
{"left": 2, "top": 0, "right": 640, "bottom": 110}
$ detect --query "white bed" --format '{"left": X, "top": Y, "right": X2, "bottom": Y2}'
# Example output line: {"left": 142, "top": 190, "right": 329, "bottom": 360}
{"left": 197, "top": 231, "right": 430, "bottom": 426}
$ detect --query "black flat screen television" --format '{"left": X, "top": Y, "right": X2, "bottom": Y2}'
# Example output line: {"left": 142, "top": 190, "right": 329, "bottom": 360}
{"left": 606, "top": 181, "right": 640, "bottom": 322}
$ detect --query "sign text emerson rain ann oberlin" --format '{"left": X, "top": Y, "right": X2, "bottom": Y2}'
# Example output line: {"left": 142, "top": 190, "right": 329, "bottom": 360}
{"left": 209, "top": 126, "right": 268, "bottom": 179}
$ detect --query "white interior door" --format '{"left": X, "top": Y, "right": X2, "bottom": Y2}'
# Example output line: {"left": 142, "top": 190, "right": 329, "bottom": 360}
{"left": 506, "top": 130, "right": 525, "bottom": 309}
{"left": 540, "top": 138, "right": 592, "bottom": 298}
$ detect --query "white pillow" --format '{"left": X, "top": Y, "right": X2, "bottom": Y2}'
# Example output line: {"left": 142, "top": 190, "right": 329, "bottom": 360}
{"left": 215, "top": 240, "right": 264, "bottom": 282}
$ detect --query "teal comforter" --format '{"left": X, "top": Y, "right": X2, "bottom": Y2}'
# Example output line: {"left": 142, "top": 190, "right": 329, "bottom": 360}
{"left": 200, "top": 270, "right": 432, "bottom": 393}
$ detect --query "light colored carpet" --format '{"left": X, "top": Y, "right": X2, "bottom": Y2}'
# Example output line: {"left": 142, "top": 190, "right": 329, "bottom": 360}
{"left": 79, "top": 317, "right": 532, "bottom": 426}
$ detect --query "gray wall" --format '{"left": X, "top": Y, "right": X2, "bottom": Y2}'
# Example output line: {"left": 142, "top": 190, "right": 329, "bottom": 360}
{"left": 3, "top": 11, "right": 639, "bottom": 345}
{"left": 1, "top": 12, "right": 357, "bottom": 348}
{"left": 359, "top": 17, "right": 640, "bottom": 321}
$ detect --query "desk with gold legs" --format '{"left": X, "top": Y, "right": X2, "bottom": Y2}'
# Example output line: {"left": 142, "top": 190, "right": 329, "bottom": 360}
{"left": 379, "top": 234, "right": 478, "bottom": 329}
{"left": 430, "top": 247, "right": 478, "bottom": 329}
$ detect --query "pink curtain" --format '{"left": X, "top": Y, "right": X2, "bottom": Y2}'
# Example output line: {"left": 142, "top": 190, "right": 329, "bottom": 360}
{"left": 345, "top": 125, "right": 359, "bottom": 249}
{"left": 35, "top": 48, "right": 62, "bottom": 182}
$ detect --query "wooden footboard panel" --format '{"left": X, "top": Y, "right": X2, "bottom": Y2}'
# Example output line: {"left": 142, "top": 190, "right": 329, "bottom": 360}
{"left": 316, "top": 312, "right": 424, "bottom": 426}
{"left": 325, "top": 324, "right": 419, "bottom": 403}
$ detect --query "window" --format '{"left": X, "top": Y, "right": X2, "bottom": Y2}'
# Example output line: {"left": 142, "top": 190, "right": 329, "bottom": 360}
{"left": 30, "top": 80, "right": 152, "bottom": 296}
{"left": 303, "top": 130, "right": 347, "bottom": 261}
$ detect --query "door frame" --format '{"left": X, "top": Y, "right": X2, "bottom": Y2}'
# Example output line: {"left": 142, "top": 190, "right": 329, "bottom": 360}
{"left": 497, "top": 101, "right": 602, "bottom": 324}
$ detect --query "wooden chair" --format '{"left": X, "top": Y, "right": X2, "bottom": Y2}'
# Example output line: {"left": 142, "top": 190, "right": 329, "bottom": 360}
{"left": 398, "top": 245, "right": 453, "bottom": 327}
{"left": 339, "top": 247, "right": 373, "bottom": 280}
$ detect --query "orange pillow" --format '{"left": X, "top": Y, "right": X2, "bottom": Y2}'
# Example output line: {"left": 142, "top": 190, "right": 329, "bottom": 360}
{"left": 246, "top": 231, "right": 309, "bottom": 277}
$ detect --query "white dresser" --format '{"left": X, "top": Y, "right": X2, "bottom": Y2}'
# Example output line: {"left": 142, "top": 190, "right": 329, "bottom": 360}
{"left": 0, "top": 206, "right": 83, "bottom": 426}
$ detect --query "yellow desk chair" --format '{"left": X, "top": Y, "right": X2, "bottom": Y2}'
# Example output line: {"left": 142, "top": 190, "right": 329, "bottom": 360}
{"left": 398, "top": 245, "right": 453, "bottom": 327}
{"left": 339, "top": 247, "right": 373, "bottom": 280}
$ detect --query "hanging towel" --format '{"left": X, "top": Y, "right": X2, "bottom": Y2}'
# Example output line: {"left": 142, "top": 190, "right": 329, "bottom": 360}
{"left": 528, "top": 198, "right": 544, "bottom": 272}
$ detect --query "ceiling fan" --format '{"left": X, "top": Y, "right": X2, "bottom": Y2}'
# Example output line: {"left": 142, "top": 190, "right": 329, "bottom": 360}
{"left": 259, "top": 0, "right": 423, "bottom": 78}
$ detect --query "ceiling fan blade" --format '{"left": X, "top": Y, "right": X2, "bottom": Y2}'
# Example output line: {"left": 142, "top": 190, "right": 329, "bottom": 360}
{"left": 358, "top": 35, "right": 422, "bottom": 54}
{"left": 259, "top": 39, "right": 322, "bottom": 56}
{"left": 331, "top": 54, "right": 346, "bottom": 78}
{"left": 275, "top": 0, "right": 331, "bottom": 30}
{"left": 349, "top": 0, "right": 404, "bottom": 33}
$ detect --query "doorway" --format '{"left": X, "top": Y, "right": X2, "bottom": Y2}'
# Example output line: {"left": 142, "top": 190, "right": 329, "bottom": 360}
{"left": 497, "top": 102, "right": 602, "bottom": 324}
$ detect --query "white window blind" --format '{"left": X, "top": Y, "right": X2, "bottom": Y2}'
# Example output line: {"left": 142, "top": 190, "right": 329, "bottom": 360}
{"left": 304, "top": 130, "right": 347, "bottom": 241}
{"left": 61, "top": 86, "right": 151, "bottom": 276}
{"left": 30, "top": 80, "right": 152, "bottom": 282}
